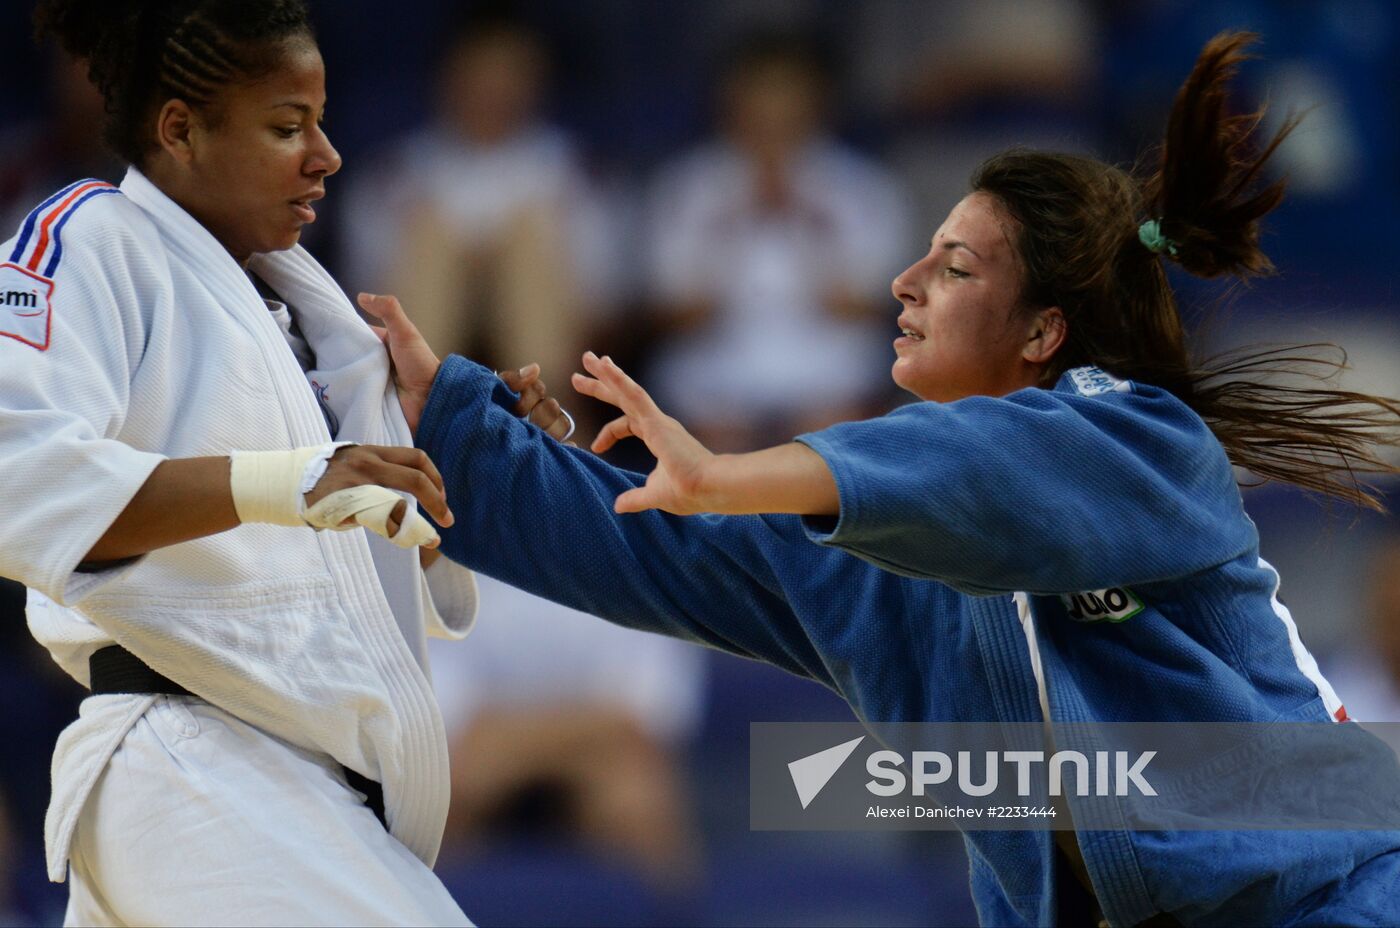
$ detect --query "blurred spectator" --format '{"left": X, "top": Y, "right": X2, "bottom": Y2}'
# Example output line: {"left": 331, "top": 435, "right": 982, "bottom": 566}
{"left": 850, "top": 0, "right": 1097, "bottom": 226}
{"left": 1322, "top": 534, "right": 1400, "bottom": 723}
{"left": 0, "top": 577, "right": 82, "bottom": 925}
{"left": 340, "top": 12, "right": 620, "bottom": 380}
{"left": 642, "top": 33, "right": 911, "bottom": 450}
{"left": 850, "top": 0, "right": 1093, "bottom": 120}
{"left": 428, "top": 575, "right": 706, "bottom": 890}
{"left": 0, "top": 54, "right": 122, "bottom": 231}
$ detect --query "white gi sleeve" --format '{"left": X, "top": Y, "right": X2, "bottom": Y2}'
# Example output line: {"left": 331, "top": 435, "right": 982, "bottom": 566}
{"left": 422, "top": 556, "right": 478, "bottom": 640}
{"left": 0, "top": 201, "right": 168, "bottom": 605}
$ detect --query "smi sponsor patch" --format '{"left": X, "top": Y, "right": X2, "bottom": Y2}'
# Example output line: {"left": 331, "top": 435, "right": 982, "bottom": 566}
{"left": 1060, "top": 586, "right": 1144, "bottom": 623}
{"left": 0, "top": 262, "right": 54, "bottom": 351}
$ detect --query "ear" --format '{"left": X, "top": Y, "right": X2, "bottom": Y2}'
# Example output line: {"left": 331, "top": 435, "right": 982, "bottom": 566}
{"left": 1022, "top": 306, "right": 1066, "bottom": 365}
{"left": 155, "top": 99, "right": 198, "bottom": 165}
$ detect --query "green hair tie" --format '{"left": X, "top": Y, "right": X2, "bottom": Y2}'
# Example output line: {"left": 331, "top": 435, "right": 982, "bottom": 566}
{"left": 1138, "top": 219, "right": 1179, "bottom": 256}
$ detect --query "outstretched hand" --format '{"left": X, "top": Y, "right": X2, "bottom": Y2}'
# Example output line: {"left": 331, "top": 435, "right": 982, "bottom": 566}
{"left": 570, "top": 352, "right": 716, "bottom": 514}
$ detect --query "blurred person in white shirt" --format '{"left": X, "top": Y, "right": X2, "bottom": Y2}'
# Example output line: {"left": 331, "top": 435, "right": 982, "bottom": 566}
{"left": 643, "top": 33, "right": 912, "bottom": 450}
{"left": 1323, "top": 535, "right": 1400, "bottom": 726}
{"left": 341, "top": 12, "right": 618, "bottom": 384}
{"left": 428, "top": 575, "right": 705, "bottom": 889}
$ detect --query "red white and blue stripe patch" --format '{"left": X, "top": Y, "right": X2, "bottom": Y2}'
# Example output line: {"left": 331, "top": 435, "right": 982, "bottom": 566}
{"left": 8, "top": 179, "right": 122, "bottom": 279}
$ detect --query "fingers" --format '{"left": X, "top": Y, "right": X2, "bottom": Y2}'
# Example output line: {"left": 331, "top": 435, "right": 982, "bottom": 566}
{"left": 359, "top": 446, "right": 453, "bottom": 527}
{"left": 386, "top": 498, "right": 406, "bottom": 537}
{"left": 570, "top": 370, "right": 615, "bottom": 407}
{"left": 614, "top": 486, "right": 655, "bottom": 514}
{"left": 531, "top": 398, "right": 574, "bottom": 441}
{"left": 583, "top": 352, "right": 657, "bottom": 414}
{"left": 592, "top": 415, "right": 634, "bottom": 454}
{"left": 305, "top": 486, "right": 441, "bottom": 549}
{"left": 576, "top": 353, "right": 662, "bottom": 426}
{"left": 389, "top": 506, "right": 441, "bottom": 550}
{"left": 500, "top": 365, "right": 549, "bottom": 423}
{"left": 515, "top": 379, "right": 547, "bottom": 417}
{"left": 356, "top": 292, "right": 411, "bottom": 332}
{"left": 497, "top": 365, "right": 574, "bottom": 442}
{"left": 498, "top": 363, "right": 540, "bottom": 395}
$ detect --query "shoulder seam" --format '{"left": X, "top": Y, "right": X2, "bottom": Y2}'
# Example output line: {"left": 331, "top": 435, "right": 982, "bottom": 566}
{"left": 7, "top": 180, "right": 123, "bottom": 279}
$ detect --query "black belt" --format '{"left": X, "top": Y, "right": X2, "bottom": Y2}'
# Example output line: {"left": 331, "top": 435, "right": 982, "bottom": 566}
{"left": 88, "top": 645, "right": 387, "bottom": 831}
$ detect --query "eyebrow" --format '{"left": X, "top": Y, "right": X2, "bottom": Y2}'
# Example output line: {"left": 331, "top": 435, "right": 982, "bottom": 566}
{"left": 270, "top": 102, "right": 320, "bottom": 115}
{"left": 937, "top": 239, "right": 982, "bottom": 260}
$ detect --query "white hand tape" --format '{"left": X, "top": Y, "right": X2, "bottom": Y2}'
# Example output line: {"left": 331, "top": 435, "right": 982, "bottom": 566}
{"left": 229, "top": 442, "right": 355, "bottom": 527}
{"left": 304, "top": 485, "right": 441, "bottom": 550}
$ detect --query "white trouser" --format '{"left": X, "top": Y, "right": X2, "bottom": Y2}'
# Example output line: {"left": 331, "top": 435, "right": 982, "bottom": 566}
{"left": 65, "top": 696, "right": 472, "bottom": 927}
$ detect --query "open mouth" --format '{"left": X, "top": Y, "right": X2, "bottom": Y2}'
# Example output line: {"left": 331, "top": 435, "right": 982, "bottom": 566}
{"left": 896, "top": 316, "right": 926, "bottom": 342}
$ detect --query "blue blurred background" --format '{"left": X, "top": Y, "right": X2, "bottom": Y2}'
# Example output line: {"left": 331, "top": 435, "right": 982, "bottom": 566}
{"left": 3, "top": 0, "right": 1400, "bottom": 924}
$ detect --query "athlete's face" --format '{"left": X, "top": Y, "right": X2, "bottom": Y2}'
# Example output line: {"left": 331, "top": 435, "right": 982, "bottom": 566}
{"left": 890, "top": 192, "right": 1061, "bottom": 403}
{"left": 178, "top": 39, "right": 340, "bottom": 264}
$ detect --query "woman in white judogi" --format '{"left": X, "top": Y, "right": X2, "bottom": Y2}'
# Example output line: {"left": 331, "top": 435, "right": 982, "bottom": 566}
{"left": 0, "top": 2, "right": 565, "bottom": 924}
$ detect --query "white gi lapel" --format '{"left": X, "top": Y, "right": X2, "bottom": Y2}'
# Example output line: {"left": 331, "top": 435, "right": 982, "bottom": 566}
{"left": 246, "top": 246, "right": 412, "bottom": 449}
{"left": 118, "top": 168, "right": 331, "bottom": 446}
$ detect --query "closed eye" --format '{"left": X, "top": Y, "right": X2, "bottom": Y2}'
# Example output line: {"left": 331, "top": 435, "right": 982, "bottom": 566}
{"left": 945, "top": 266, "right": 969, "bottom": 279}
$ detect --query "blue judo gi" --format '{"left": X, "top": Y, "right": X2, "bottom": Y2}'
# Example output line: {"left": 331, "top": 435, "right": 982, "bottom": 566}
{"left": 419, "top": 355, "right": 1400, "bottom": 926}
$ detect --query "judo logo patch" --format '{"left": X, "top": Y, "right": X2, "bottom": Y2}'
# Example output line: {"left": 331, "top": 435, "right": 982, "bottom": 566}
{"left": 0, "top": 262, "right": 54, "bottom": 351}
{"left": 1061, "top": 586, "right": 1144, "bottom": 623}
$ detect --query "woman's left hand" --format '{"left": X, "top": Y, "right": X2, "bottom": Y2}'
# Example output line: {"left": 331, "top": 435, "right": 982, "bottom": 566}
{"left": 571, "top": 352, "right": 717, "bottom": 515}
{"left": 359, "top": 293, "right": 441, "bottom": 436}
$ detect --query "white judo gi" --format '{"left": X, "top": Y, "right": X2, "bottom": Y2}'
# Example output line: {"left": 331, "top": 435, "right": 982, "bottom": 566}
{"left": 0, "top": 169, "right": 478, "bottom": 925}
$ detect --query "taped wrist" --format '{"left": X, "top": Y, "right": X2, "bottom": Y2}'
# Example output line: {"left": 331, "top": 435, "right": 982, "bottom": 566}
{"left": 229, "top": 443, "right": 355, "bottom": 526}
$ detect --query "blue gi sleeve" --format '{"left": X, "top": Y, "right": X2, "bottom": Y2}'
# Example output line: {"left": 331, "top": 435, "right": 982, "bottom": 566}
{"left": 417, "top": 355, "right": 938, "bottom": 695}
{"left": 795, "top": 384, "right": 1254, "bottom": 595}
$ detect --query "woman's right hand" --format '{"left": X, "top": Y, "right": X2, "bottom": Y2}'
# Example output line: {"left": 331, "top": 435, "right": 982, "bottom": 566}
{"left": 305, "top": 444, "right": 453, "bottom": 542}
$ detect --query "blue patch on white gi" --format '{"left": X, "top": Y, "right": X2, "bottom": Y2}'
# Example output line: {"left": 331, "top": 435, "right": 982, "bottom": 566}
{"left": 1068, "top": 366, "right": 1133, "bottom": 397}
{"left": 311, "top": 379, "right": 340, "bottom": 437}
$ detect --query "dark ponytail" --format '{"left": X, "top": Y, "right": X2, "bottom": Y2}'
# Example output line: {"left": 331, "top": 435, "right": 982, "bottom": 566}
{"left": 973, "top": 31, "right": 1400, "bottom": 511}
{"left": 1142, "top": 32, "right": 1296, "bottom": 279}
{"left": 33, "top": 0, "right": 315, "bottom": 166}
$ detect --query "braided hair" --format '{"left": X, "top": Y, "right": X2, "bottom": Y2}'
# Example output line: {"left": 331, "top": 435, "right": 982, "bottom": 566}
{"left": 33, "top": 0, "right": 315, "bottom": 165}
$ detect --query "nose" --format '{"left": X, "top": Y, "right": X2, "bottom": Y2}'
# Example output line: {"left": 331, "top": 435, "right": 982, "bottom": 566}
{"left": 307, "top": 123, "right": 342, "bottom": 178}
{"left": 891, "top": 257, "right": 924, "bottom": 306}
